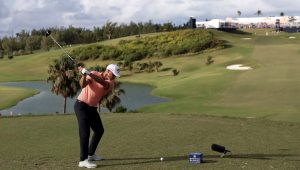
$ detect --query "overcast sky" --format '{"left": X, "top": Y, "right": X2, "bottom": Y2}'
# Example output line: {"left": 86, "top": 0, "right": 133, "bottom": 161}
{"left": 1, "top": 0, "right": 300, "bottom": 37}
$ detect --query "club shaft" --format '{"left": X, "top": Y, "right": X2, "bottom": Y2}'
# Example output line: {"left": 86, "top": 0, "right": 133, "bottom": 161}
{"left": 49, "top": 35, "right": 75, "bottom": 62}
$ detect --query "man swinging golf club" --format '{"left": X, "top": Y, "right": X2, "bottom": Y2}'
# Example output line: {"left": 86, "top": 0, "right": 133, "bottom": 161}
{"left": 74, "top": 64, "right": 120, "bottom": 168}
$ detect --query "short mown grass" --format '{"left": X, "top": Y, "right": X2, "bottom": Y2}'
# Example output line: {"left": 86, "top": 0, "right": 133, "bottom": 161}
{"left": 0, "top": 114, "right": 299, "bottom": 170}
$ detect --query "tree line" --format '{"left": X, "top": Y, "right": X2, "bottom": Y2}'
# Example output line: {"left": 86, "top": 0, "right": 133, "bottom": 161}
{"left": 0, "top": 20, "right": 192, "bottom": 58}
{"left": 236, "top": 10, "right": 287, "bottom": 17}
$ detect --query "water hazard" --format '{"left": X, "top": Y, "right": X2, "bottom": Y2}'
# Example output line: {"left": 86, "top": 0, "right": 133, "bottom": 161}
{"left": 0, "top": 81, "right": 169, "bottom": 115}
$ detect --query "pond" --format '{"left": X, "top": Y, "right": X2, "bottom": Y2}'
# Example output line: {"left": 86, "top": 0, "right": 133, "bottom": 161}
{"left": 0, "top": 81, "right": 169, "bottom": 116}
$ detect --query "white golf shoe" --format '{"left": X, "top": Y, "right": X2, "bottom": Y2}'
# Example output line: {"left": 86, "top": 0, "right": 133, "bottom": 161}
{"left": 78, "top": 159, "right": 97, "bottom": 168}
{"left": 88, "top": 154, "right": 103, "bottom": 161}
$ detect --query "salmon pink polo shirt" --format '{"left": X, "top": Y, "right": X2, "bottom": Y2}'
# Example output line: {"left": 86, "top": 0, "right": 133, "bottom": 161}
{"left": 77, "top": 71, "right": 114, "bottom": 107}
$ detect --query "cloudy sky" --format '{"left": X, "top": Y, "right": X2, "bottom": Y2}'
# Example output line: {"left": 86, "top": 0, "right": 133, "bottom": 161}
{"left": 0, "top": 0, "right": 299, "bottom": 37}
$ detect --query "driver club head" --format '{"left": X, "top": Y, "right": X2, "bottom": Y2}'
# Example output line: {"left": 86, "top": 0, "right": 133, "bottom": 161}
{"left": 45, "top": 30, "right": 52, "bottom": 37}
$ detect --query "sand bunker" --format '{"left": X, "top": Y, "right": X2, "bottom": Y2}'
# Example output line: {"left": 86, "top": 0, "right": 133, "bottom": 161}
{"left": 241, "top": 38, "right": 252, "bottom": 40}
{"left": 289, "top": 36, "right": 296, "bottom": 39}
{"left": 226, "top": 64, "right": 252, "bottom": 70}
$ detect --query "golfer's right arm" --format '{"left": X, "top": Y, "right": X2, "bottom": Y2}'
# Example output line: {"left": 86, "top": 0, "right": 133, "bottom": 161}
{"left": 79, "top": 74, "right": 89, "bottom": 88}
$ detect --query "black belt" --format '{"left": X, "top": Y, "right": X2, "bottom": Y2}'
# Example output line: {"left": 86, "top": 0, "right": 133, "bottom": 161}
{"left": 77, "top": 100, "right": 97, "bottom": 108}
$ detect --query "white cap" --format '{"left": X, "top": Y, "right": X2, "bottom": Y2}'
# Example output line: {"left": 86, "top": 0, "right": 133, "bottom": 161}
{"left": 106, "top": 64, "right": 120, "bottom": 77}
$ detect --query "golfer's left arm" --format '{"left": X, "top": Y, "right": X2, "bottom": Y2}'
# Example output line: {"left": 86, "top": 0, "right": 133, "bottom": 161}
{"left": 78, "top": 67, "right": 109, "bottom": 89}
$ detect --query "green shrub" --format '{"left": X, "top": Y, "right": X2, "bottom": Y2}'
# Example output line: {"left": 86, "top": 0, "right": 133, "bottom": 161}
{"left": 206, "top": 56, "right": 214, "bottom": 65}
{"left": 71, "top": 29, "right": 222, "bottom": 62}
{"left": 172, "top": 69, "right": 179, "bottom": 76}
{"left": 114, "top": 106, "right": 127, "bottom": 113}
{"left": 99, "top": 46, "right": 121, "bottom": 60}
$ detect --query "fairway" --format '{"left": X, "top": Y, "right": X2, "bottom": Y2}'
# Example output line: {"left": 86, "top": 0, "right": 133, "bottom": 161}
{"left": 213, "top": 44, "right": 300, "bottom": 122}
{"left": 0, "top": 114, "right": 299, "bottom": 170}
{"left": 1, "top": 30, "right": 300, "bottom": 123}
{"left": 125, "top": 30, "right": 300, "bottom": 123}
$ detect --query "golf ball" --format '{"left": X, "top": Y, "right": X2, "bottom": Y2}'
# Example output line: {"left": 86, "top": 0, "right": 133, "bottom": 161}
{"left": 160, "top": 157, "right": 164, "bottom": 161}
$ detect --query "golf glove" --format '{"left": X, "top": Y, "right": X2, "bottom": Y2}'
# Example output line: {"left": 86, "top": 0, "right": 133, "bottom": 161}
{"left": 81, "top": 68, "right": 90, "bottom": 75}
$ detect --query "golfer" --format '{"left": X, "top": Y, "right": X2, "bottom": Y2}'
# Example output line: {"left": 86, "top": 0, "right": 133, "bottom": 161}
{"left": 74, "top": 64, "right": 120, "bottom": 168}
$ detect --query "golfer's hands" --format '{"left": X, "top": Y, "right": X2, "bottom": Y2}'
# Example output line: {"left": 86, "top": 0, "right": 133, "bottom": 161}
{"left": 78, "top": 66, "right": 90, "bottom": 75}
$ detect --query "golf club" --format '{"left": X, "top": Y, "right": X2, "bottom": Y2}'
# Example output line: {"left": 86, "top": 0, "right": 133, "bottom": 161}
{"left": 45, "top": 30, "right": 76, "bottom": 64}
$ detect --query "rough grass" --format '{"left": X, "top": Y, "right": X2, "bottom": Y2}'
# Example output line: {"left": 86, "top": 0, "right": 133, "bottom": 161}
{"left": 0, "top": 86, "right": 38, "bottom": 110}
{"left": 0, "top": 114, "right": 299, "bottom": 170}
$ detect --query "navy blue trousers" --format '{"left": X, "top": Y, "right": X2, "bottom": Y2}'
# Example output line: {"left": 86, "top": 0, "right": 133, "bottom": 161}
{"left": 74, "top": 100, "right": 104, "bottom": 161}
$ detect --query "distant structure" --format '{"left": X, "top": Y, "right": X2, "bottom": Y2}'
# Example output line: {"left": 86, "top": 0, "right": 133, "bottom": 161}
{"left": 188, "top": 16, "right": 197, "bottom": 29}
{"left": 196, "top": 19, "right": 237, "bottom": 30}
{"left": 275, "top": 19, "right": 281, "bottom": 32}
{"left": 196, "top": 16, "right": 300, "bottom": 32}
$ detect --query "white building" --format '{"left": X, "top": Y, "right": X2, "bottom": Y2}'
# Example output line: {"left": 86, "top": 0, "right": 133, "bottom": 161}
{"left": 197, "top": 19, "right": 225, "bottom": 29}
{"left": 196, "top": 16, "right": 300, "bottom": 29}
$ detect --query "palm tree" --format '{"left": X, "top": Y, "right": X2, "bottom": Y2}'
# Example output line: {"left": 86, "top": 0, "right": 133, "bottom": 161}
{"left": 146, "top": 61, "right": 154, "bottom": 73}
{"left": 47, "top": 56, "right": 81, "bottom": 113}
{"left": 103, "top": 21, "right": 117, "bottom": 40}
{"left": 237, "top": 11, "right": 242, "bottom": 17}
{"left": 153, "top": 61, "right": 163, "bottom": 72}
{"left": 100, "top": 81, "right": 125, "bottom": 112}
